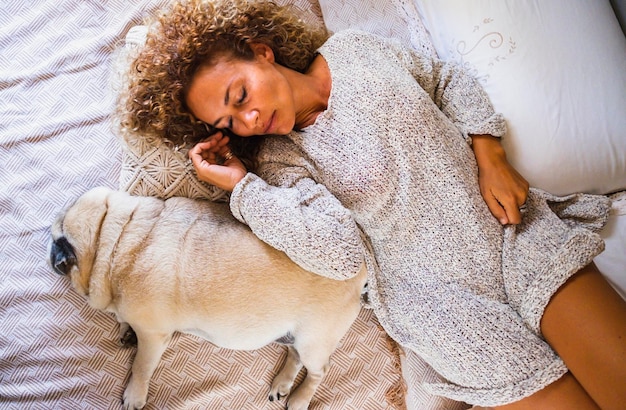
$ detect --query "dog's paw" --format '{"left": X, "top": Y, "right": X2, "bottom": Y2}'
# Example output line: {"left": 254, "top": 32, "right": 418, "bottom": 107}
{"left": 285, "top": 390, "right": 313, "bottom": 410}
{"left": 122, "top": 398, "right": 146, "bottom": 410}
{"left": 268, "top": 383, "right": 291, "bottom": 403}
{"left": 123, "top": 381, "right": 148, "bottom": 410}
{"left": 122, "top": 395, "right": 146, "bottom": 410}
{"left": 268, "top": 390, "right": 286, "bottom": 403}
{"left": 286, "top": 398, "right": 311, "bottom": 410}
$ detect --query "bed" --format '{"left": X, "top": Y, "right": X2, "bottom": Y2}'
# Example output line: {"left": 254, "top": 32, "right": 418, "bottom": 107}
{"left": 1, "top": 1, "right": 624, "bottom": 409}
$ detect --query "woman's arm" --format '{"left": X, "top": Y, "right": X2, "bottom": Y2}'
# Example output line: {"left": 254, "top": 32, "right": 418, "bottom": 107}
{"left": 384, "top": 35, "right": 529, "bottom": 223}
{"left": 385, "top": 36, "right": 506, "bottom": 140}
{"left": 190, "top": 133, "right": 364, "bottom": 280}
{"left": 230, "top": 171, "right": 364, "bottom": 279}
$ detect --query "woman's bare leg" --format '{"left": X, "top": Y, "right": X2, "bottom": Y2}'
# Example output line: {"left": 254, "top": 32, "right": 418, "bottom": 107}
{"left": 540, "top": 262, "right": 626, "bottom": 410}
{"left": 490, "top": 263, "right": 625, "bottom": 410}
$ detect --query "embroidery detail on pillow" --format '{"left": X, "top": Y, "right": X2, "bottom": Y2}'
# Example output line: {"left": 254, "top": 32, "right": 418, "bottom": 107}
{"left": 448, "top": 18, "right": 516, "bottom": 81}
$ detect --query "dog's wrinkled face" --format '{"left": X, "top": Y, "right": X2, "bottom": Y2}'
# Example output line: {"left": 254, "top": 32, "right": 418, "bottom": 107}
{"left": 47, "top": 186, "right": 112, "bottom": 297}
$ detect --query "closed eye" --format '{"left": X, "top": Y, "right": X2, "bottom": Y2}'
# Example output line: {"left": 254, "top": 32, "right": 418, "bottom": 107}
{"left": 238, "top": 87, "right": 247, "bottom": 104}
{"left": 224, "top": 88, "right": 247, "bottom": 130}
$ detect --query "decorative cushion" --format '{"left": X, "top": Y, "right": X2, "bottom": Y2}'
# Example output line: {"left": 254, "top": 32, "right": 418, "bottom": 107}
{"left": 115, "top": 25, "right": 227, "bottom": 201}
{"left": 414, "top": 0, "right": 626, "bottom": 195}
{"left": 118, "top": 137, "right": 230, "bottom": 201}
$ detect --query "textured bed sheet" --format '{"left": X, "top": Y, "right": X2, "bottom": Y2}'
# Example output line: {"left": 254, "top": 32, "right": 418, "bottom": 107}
{"left": 3, "top": 1, "right": 622, "bottom": 410}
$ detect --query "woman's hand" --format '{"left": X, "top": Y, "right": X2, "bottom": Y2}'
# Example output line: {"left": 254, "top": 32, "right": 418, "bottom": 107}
{"left": 470, "top": 134, "right": 529, "bottom": 225}
{"left": 188, "top": 132, "right": 247, "bottom": 192}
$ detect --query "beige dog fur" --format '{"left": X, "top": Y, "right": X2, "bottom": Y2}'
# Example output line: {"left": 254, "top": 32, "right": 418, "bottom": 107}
{"left": 48, "top": 187, "right": 367, "bottom": 410}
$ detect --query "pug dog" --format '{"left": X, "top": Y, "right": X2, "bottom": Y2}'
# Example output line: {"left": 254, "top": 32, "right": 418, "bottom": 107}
{"left": 48, "top": 187, "right": 368, "bottom": 410}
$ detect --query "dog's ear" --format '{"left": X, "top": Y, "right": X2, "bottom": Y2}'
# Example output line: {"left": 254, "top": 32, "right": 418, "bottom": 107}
{"left": 50, "top": 236, "right": 77, "bottom": 275}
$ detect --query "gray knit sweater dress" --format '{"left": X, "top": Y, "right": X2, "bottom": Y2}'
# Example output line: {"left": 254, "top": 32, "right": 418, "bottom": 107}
{"left": 229, "top": 30, "right": 610, "bottom": 406}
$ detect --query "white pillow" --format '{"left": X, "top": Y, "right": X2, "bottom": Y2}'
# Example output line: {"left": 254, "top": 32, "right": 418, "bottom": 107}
{"left": 595, "top": 193, "right": 626, "bottom": 298}
{"left": 414, "top": 0, "right": 626, "bottom": 195}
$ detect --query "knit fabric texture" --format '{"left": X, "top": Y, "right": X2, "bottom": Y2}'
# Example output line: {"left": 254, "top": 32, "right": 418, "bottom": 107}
{"left": 229, "top": 30, "right": 610, "bottom": 406}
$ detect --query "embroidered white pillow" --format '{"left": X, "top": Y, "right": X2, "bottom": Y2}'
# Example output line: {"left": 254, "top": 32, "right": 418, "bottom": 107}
{"left": 415, "top": 0, "right": 626, "bottom": 195}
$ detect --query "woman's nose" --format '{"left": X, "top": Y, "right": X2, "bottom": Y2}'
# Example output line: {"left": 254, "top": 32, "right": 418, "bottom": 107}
{"left": 241, "top": 109, "right": 259, "bottom": 130}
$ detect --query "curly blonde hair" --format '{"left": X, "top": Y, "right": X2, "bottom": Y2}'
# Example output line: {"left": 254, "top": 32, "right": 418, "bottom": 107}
{"left": 116, "top": 0, "right": 328, "bottom": 163}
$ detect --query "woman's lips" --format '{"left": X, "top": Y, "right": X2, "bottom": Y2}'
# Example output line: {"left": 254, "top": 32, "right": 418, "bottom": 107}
{"left": 264, "top": 112, "right": 275, "bottom": 134}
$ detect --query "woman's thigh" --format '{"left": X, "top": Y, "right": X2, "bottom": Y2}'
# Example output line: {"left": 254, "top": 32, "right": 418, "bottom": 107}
{"left": 540, "top": 263, "right": 626, "bottom": 410}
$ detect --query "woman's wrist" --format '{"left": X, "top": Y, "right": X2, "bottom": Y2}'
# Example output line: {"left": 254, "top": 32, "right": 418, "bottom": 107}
{"left": 469, "top": 134, "right": 507, "bottom": 169}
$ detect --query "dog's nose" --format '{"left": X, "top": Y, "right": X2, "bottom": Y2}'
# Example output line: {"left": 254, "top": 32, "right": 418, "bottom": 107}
{"left": 50, "top": 236, "right": 76, "bottom": 275}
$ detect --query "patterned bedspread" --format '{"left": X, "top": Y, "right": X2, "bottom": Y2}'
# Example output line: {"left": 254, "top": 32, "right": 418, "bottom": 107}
{"left": 0, "top": 1, "right": 413, "bottom": 409}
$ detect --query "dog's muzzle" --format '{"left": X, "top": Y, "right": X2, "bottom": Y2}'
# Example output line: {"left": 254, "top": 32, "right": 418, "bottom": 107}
{"left": 49, "top": 236, "right": 77, "bottom": 276}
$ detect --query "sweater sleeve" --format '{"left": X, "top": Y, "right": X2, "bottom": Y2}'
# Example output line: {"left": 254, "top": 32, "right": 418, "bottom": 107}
{"left": 229, "top": 136, "right": 365, "bottom": 280}
{"left": 383, "top": 34, "right": 507, "bottom": 140}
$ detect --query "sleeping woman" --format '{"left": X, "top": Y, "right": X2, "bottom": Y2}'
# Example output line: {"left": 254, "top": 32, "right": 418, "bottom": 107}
{"left": 117, "top": 0, "right": 626, "bottom": 408}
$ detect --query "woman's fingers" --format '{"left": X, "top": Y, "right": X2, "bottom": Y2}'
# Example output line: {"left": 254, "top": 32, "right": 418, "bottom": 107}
{"left": 188, "top": 134, "right": 246, "bottom": 192}
{"left": 483, "top": 192, "right": 509, "bottom": 225}
{"left": 189, "top": 132, "right": 231, "bottom": 163}
{"left": 483, "top": 189, "right": 527, "bottom": 226}
{"left": 501, "top": 197, "right": 522, "bottom": 225}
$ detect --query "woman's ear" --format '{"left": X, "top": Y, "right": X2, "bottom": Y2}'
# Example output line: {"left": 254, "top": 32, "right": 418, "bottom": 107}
{"left": 250, "top": 43, "right": 275, "bottom": 63}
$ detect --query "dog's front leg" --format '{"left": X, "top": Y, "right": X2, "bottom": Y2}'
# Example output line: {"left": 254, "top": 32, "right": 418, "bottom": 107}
{"left": 269, "top": 346, "right": 303, "bottom": 403}
{"left": 287, "top": 363, "right": 329, "bottom": 410}
{"left": 286, "top": 342, "right": 334, "bottom": 410}
{"left": 123, "top": 330, "right": 171, "bottom": 410}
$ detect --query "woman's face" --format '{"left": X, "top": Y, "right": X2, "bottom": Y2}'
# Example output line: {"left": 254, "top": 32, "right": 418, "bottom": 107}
{"left": 185, "top": 45, "right": 296, "bottom": 137}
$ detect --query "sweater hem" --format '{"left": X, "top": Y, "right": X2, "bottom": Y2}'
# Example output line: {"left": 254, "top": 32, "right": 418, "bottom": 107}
{"left": 423, "top": 357, "right": 567, "bottom": 407}
{"left": 521, "top": 230, "right": 605, "bottom": 334}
